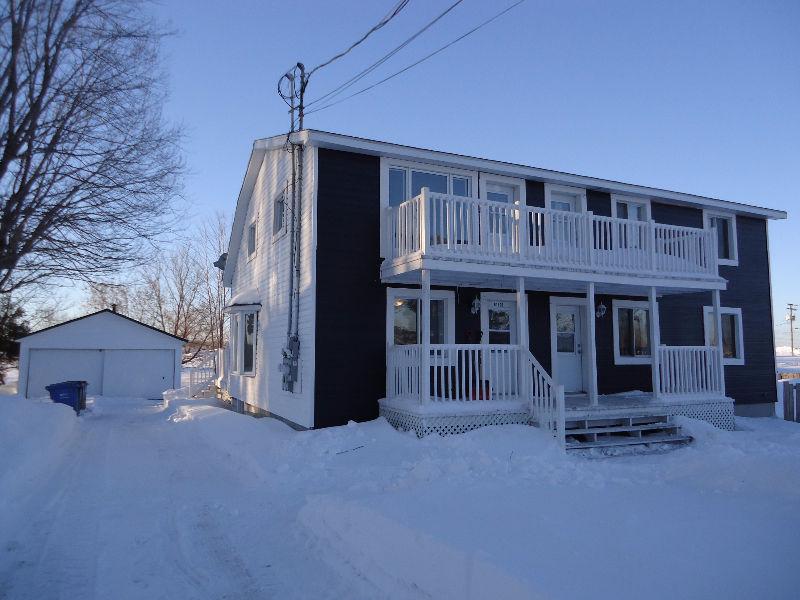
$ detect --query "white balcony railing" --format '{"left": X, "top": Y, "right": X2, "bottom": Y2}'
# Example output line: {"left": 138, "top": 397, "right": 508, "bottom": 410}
{"left": 657, "top": 345, "right": 723, "bottom": 397}
{"left": 387, "top": 191, "right": 719, "bottom": 280}
{"left": 387, "top": 343, "right": 566, "bottom": 443}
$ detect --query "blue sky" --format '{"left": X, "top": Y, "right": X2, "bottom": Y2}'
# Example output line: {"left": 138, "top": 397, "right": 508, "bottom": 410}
{"left": 150, "top": 0, "right": 799, "bottom": 345}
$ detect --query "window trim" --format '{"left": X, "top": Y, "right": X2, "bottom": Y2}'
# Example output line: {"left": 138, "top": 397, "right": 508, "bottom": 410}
{"left": 610, "top": 194, "right": 652, "bottom": 221}
{"left": 612, "top": 299, "right": 652, "bottom": 365}
{"left": 703, "top": 210, "right": 738, "bottom": 266}
{"left": 544, "top": 183, "right": 588, "bottom": 212}
{"left": 703, "top": 306, "right": 745, "bottom": 366}
{"left": 246, "top": 220, "right": 257, "bottom": 260}
{"left": 479, "top": 174, "right": 527, "bottom": 205}
{"left": 272, "top": 189, "right": 288, "bottom": 240}
{"left": 229, "top": 308, "right": 259, "bottom": 376}
{"left": 386, "top": 287, "right": 456, "bottom": 347}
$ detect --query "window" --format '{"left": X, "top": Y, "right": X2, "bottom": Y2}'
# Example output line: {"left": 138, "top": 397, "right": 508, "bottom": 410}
{"left": 387, "top": 289, "right": 455, "bottom": 346}
{"left": 385, "top": 160, "right": 475, "bottom": 207}
{"left": 612, "top": 300, "right": 651, "bottom": 365}
{"left": 247, "top": 222, "right": 257, "bottom": 258}
{"left": 544, "top": 183, "right": 587, "bottom": 212}
{"left": 611, "top": 195, "right": 650, "bottom": 222}
{"left": 273, "top": 191, "right": 286, "bottom": 236}
{"left": 230, "top": 309, "right": 259, "bottom": 375}
{"left": 704, "top": 211, "right": 738, "bottom": 265}
{"left": 703, "top": 306, "right": 744, "bottom": 365}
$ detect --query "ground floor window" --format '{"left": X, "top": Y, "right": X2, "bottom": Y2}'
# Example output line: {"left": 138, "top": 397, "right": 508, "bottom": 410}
{"left": 612, "top": 300, "right": 651, "bottom": 365}
{"left": 229, "top": 309, "right": 259, "bottom": 375}
{"left": 703, "top": 306, "right": 744, "bottom": 365}
{"left": 387, "top": 288, "right": 455, "bottom": 345}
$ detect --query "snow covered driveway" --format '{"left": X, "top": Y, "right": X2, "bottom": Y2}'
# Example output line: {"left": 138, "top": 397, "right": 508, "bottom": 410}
{"left": 1, "top": 395, "right": 799, "bottom": 600}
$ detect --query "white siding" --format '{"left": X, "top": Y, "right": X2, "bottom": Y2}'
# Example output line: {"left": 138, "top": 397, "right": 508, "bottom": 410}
{"left": 227, "top": 146, "right": 317, "bottom": 428}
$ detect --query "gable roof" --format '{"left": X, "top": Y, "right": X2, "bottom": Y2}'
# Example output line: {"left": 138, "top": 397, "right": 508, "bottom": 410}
{"left": 223, "top": 129, "right": 788, "bottom": 285}
{"left": 19, "top": 309, "right": 188, "bottom": 343}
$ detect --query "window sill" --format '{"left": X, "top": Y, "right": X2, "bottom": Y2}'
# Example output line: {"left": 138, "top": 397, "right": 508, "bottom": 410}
{"left": 614, "top": 356, "right": 652, "bottom": 366}
{"left": 272, "top": 228, "right": 288, "bottom": 244}
{"left": 717, "top": 258, "right": 739, "bottom": 267}
{"left": 723, "top": 358, "right": 745, "bottom": 366}
{"left": 232, "top": 371, "right": 256, "bottom": 378}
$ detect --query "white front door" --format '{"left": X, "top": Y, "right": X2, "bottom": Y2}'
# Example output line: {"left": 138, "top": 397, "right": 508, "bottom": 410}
{"left": 554, "top": 304, "right": 585, "bottom": 393}
{"left": 485, "top": 182, "right": 516, "bottom": 252}
{"left": 481, "top": 295, "right": 519, "bottom": 398}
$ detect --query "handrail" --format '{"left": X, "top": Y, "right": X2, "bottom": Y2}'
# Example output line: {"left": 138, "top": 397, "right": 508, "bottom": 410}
{"left": 523, "top": 348, "right": 565, "bottom": 446}
{"left": 387, "top": 192, "right": 719, "bottom": 279}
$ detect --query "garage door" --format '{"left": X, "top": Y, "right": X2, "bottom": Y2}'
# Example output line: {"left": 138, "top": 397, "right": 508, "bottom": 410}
{"left": 27, "top": 349, "right": 104, "bottom": 399}
{"left": 102, "top": 350, "right": 174, "bottom": 399}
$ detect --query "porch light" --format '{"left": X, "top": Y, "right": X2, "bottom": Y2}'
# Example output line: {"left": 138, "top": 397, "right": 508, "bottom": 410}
{"left": 596, "top": 302, "right": 607, "bottom": 319}
{"left": 470, "top": 296, "right": 481, "bottom": 315}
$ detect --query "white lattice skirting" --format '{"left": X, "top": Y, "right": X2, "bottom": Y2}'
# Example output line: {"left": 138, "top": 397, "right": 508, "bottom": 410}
{"left": 660, "top": 399, "right": 736, "bottom": 431}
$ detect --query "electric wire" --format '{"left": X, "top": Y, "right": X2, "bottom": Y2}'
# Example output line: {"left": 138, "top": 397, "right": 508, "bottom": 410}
{"left": 305, "top": 0, "right": 525, "bottom": 115}
{"left": 305, "top": 0, "right": 465, "bottom": 108}
{"left": 307, "top": 0, "right": 411, "bottom": 76}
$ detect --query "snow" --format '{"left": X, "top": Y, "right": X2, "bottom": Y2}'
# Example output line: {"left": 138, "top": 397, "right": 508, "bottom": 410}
{"left": 0, "top": 394, "right": 798, "bottom": 599}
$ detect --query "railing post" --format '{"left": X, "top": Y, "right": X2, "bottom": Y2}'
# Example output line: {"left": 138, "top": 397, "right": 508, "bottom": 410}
{"left": 586, "top": 282, "right": 599, "bottom": 405}
{"left": 648, "top": 220, "right": 657, "bottom": 274}
{"left": 649, "top": 286, "right": 661, "bottom": 399}
{"left": 516, "top": 276, "right": 529, "bottom": 402}
{"left": 585, "top": 212, "right": 594, "bottom": 267}
{"left": 419, "top": 187, "right": 429, "bottom": 255}
{"left": 420, "top": 269, "right": 431, "bottom": 404}
{"left": 712, "top": 289, "right": 726, "bottom": 396}
{"left": 556, "top": 384, "right": 566, "bottom": 447}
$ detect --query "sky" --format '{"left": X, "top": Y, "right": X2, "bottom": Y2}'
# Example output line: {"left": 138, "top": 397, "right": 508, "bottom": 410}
{"left": 148, "top": 0, "right": 799, "bottom": 345}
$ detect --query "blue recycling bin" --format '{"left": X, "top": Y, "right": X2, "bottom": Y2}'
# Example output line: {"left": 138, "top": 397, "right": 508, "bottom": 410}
{"left": 45, "top": 381, "right": 88, "bottom": 414}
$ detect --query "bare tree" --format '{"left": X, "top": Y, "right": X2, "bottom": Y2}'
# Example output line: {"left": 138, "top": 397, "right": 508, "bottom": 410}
{"left": 198, "top": 212, "right": 229, "bottom": 349}
{"left": 0, "top": 0, "right": 183, "bottom": 296}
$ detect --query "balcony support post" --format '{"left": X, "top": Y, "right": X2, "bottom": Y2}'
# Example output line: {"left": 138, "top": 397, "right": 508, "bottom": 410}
{"left": 516, "top": 276, "right": 530, "bottom": 402}
{"left": 649, "top": 286, "right": 662, "bottom": 400}
{"left": 586, "top": 282, "right": 599, "bottom": 406}
{"left": 419, "top": 187, "right": 429, "bottom": 255}
{"left": 420, "top": 269, "right": 431, "bottom": 404}
{"left": 712, "top": 288, "right": 726, "bottom": 396}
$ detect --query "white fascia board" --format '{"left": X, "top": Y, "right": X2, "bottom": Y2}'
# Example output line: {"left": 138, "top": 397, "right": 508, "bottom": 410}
{"left": 282, "top": 130, "right": 786, "bottom": 221}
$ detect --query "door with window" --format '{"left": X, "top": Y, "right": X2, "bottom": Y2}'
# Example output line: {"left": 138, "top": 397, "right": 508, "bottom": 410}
{"left": 480, "top": 295, "right": 519, "bottom": 398}
{"left": 614, "top": 199, "right": 648, "bottom": 250}
{"left": 549, "top": 191, "right": 580, "bottom": 255}
{"left": 553, "top": 304, "right": 585, "bottom": 393}
{"left": 485, "top": 182, "right": 517, "bottom": 253}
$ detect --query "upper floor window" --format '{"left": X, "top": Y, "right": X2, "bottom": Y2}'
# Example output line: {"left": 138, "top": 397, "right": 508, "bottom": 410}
{"left": 703, "top": 306, "right": 744, "bottom": 365}
{"left": 544, "top": 183, "right": 587, "bottom": 213}
{"left": 704, "top": 211, "right": 738, "bottom": 266}
{"left": 386, "top": 161, "right": 474, "bottom": 207}
{"left": 273, "top": 191, "right": 286, "bottom": 236}
{"left": 612, "top": 300, "right": 651, "bottom": 365}
{"left": 612, "top": 195, "right": 651, "bottom": 222}
{"left": 247, "top": 221, "right": 257, "bottom": 258}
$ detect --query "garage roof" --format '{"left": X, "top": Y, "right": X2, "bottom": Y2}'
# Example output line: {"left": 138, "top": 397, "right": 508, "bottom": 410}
{"left": 19, "top": 309, "right": 188, "bottom": 343}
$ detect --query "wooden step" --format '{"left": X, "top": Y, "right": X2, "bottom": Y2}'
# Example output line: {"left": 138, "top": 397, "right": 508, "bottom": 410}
{"left": 565, "top": 415, "right": 670, "bottom": 430}
{"left": 566, "top": 422, "right": 679, "bottom": 436}
{"left": 566, "top": 433, "right": 693, "bottom": 451}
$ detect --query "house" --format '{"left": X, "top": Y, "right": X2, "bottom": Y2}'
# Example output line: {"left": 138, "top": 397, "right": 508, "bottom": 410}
{"left": 18, "top": 309, "right": 185, "bottom": 399}
{"left": 219, "top": 129, "right": 785, "bottom": 448}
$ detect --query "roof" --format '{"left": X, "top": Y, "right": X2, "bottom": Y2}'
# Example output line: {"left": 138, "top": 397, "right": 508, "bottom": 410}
{"left": 18, "top": 309, "right": 188, "bottom": 343}
{"left": 223, "top": 129, "right": 788, "bottom": 284}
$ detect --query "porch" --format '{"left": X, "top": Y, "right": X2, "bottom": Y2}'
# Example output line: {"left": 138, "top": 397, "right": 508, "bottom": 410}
{"left": 381, "top": 269, "right": 734, "bottom": 447}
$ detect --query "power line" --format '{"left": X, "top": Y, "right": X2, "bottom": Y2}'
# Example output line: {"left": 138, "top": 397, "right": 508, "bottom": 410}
{"left": 306, "top": 0, "right": 466, "bottom": 109}
{"left": 306, "top": 0, "right": 526, "bottom": 116}
{"left": 307, "top": 0, "right": 411, "bottom": 77}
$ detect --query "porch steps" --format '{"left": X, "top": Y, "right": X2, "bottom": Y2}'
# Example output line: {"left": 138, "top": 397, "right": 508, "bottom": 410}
{"left": 564, "top": 414, "right": 692, "bottom": 451}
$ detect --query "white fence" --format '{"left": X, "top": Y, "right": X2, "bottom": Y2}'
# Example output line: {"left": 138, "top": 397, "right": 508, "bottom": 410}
{"left": 657, "top": 345, "right": 723, "bottom": 397}
{"left": 387, "top": 343, "right": 565, "bottom": 444}
{"left": 388, "top": 191, "right": 718, "bottom": 279}
{"left": 185, "top": 350, "right": 217, "bottom": 398}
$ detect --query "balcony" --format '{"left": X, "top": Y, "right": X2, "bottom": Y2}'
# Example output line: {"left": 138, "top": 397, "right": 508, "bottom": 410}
{"left": 384, "top": 190, "right": 723, "bottom": 288}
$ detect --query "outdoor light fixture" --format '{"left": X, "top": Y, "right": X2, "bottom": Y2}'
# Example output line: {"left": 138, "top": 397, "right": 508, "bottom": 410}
{"left": 595, "top": 302, "right": 607, "bottom": 319}
{"left": 471, "top": 296, "right": 481, "bottom": 315}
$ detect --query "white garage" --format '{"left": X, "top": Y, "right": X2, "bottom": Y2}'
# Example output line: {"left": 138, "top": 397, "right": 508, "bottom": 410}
{"left": 18, "top": 309, "right": 185, "bottom": 399}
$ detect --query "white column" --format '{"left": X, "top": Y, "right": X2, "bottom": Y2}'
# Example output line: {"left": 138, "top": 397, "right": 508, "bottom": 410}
{"left": 420, "top": 269, "right": 431, "bottom": 404}
{"left": 712, "top": 288, "right": 726, "bottom": 396}
{"left": 516, "top": 277, "right": 530, "bottom": 402}
{"left": 649, "top": 286, "right": 662, "bottom": 399}
{"left": 586, "top": 282, "right": 599, "bottom": 406}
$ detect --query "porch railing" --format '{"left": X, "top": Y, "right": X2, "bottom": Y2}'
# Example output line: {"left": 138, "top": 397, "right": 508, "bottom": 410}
{"left": 387, "top": 191, "right": 718, "bottom": 279}
{"left": 387, "top": 343, "right": 565, "bottom": 444}
{"left": 657, "top": 345, "right": 723, "bottom": 397}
